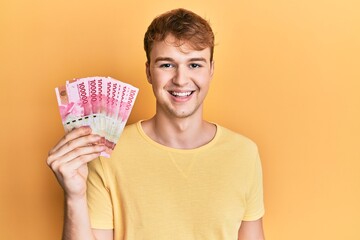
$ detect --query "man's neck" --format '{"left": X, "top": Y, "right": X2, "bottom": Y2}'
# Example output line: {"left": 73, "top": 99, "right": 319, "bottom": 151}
{"left": 141, "top": 114, "right": 216, "bottom": 149}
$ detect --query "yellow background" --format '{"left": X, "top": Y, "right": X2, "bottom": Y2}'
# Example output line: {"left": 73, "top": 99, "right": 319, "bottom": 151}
{"left": 1, "top": 0, "right": 359, "bottom": 239}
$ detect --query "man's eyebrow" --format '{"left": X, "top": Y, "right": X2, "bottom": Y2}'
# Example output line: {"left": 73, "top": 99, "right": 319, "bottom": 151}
{"left": 154, "top": 57, "right": 174, "bottom": 63}
{"left": 188, "top": 57, "right": 207, "bottom": 63}
{"left": 154, "top": 57, "right": 208, "bottom": 63}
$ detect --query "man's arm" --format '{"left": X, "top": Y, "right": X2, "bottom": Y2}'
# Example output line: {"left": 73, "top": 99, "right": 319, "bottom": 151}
{"left": 63, "top": 196, "right": 113, "bottom": 240}
{"left": 63, "top": 196, "right": 95, "bottom": 240}
{"left": 238, "top": 218, "right": 265, "bottom": 240}
{"left": 47, "top": 127, "right": 112, "bottom": 240}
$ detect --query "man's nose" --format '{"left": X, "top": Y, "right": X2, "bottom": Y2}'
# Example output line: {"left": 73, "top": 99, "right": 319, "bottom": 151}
{"left": 172, "top": 66, "right": 189, "bottom": 86}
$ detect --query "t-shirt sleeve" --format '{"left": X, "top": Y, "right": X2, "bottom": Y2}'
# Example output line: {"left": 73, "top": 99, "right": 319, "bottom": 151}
{"left": 243, "top": 151, "right": 265, "bottom": 221}
{"left": 87, "top": 157, "right": 114, "bottom": 229}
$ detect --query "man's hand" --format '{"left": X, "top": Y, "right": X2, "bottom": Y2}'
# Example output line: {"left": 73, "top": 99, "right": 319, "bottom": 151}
{"left": 47, "top": 126, "right": 106, "bottom": 199}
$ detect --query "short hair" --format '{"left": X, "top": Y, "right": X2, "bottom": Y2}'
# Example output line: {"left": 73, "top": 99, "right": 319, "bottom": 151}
{"left": 144, "top": 8, "right": 215, "bottom": 63}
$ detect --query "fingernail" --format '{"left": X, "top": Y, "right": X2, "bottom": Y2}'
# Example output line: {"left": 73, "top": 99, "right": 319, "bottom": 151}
{"left": 95, "top": 136, "right": 105, "bottom": 144}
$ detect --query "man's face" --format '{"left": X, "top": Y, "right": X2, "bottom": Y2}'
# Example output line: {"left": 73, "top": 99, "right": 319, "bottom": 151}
{"left": 146, "top": 34, "right": 214, "bottom": 119}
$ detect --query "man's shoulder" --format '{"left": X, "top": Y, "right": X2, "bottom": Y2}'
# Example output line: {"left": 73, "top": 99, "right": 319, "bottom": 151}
{"left": 120, "top": 121, "right": 141, "bottom": 139}
{"left": 109, "top": 121, "right": 143, "bottom": 157}
{"left": 216, "top": 124, "right": 258, "bottom": 151}
{"left": 123, "top": 121, "right": 139, "bottom": 131}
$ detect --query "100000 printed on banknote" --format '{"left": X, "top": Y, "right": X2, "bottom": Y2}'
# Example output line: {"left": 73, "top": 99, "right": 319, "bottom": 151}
{"left": 55, "top": 76, "right": 138, "bottom": 157}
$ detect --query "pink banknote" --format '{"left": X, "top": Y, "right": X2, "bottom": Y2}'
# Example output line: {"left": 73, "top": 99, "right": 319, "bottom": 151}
{"left": 55, "top": 76, "right": 139, "bottom": 157}
{"left": 110, "top": 83, "right": 139, "bottom": 149}
{"left": 55, "top": 84, "right": 92, "bottom": 132}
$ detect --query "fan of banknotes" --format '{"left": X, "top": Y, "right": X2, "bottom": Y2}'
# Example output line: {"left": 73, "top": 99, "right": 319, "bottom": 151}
{"left": 55, "top": 76, "right": 139, "bottom": 157}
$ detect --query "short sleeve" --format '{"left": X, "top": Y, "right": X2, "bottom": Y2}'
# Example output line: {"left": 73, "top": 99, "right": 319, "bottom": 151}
{"left": 87, "top": 157, "right": 114, "bottom": 229}
{"left": 243, "top": 152, "right": 265, "bottom": 221}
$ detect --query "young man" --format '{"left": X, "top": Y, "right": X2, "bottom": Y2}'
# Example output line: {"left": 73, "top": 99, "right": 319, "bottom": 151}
{"left": 47, "top": 8, "right": 265, "bottom": 240}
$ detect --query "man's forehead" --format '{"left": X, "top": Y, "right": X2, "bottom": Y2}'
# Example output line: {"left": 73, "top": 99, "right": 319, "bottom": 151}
{"left": 151, "top": 36, "right": 211, "bottom": 61}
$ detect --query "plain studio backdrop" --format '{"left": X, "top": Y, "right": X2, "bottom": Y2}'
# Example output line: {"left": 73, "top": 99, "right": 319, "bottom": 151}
{"left": 0, "top": 0, "right": 359, "bottom": 239}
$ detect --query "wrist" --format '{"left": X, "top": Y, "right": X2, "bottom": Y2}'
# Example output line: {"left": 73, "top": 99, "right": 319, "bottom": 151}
{"left": 64, "top": 193, "right": 87, "bottom": 206}
{"left": 62, "top": 193, "right": 94, "bottom": 240}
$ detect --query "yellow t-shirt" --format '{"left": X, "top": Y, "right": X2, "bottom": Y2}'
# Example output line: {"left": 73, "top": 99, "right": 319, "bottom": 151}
{"left": 87, "top": 121, "right": 264, "bottom": 239}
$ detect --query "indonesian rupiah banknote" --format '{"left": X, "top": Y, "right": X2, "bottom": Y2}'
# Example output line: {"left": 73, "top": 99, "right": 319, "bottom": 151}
{"left": 55, "top": 76, "right": 139, "bottom": 157}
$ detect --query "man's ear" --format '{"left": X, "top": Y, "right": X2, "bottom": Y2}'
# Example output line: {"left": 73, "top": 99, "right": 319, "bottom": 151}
{"left": 145, "top": 61, "right": 152, "bottom": 84}
{"left": 210, "top": 60, "right": 215, "bottom": 80}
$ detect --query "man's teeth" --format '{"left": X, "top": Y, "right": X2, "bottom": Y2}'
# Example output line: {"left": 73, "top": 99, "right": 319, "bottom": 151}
{"left": 171, "top": 91, "right": 192, "bottom": 97}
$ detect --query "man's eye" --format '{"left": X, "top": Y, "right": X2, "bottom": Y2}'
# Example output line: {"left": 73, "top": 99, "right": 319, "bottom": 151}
{"left": 160, "top": 63, "right": 173, "bottom": 68}
{"left": 190, "top": 63, "right": 201, "bottom": 68}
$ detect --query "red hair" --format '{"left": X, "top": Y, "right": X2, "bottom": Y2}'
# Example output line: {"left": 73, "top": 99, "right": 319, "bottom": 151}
{"left": 144, "top": 8, "right": 215, "bottom": 63}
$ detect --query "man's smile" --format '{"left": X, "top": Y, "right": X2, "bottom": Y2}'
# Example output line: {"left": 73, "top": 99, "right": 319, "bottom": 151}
{"left": 168, "top": 90, "right": 195, "bottom": 98}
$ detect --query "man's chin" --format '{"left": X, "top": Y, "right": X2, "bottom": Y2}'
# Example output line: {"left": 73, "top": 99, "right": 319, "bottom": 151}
{"left": 167, "top": 106, "right": 201, "bottom": 119}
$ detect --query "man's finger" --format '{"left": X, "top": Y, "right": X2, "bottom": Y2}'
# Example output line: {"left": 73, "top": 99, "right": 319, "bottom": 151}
{"left": 48, "top": 141, "right": 106, "bottom": 168}
{"left": 49, "top": 126, "right": 92, "bottom": 155}
{"left": 57, "top": 152, "right": 102, "bottom": 179}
